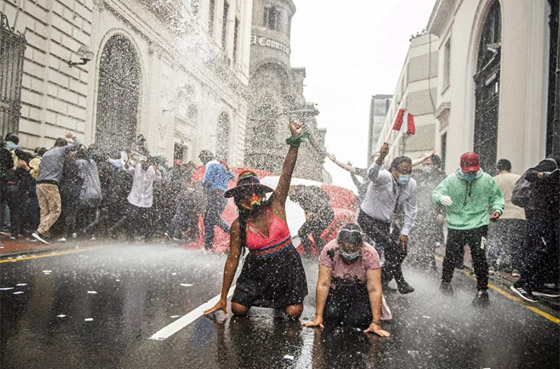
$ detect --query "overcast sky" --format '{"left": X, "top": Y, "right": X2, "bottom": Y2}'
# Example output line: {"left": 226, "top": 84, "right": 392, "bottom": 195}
{"left": 290, "top": 0, "right": 436, "bottom": 189}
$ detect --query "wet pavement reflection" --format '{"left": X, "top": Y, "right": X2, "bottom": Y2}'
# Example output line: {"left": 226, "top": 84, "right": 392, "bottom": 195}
{"left": 1, "top": 243, "right": 558, "bottom": 369}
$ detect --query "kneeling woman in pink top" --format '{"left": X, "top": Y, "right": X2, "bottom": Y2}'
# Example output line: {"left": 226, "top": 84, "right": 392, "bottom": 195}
{"left": 302, "top": 223, "right": 390, "bottom": 336}
{"left": 205, "top": 120, "right": 308, "bottom": 319}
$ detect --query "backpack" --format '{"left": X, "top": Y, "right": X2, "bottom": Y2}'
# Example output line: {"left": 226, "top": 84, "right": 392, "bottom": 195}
{"left": 512, "top": 158, "right": 558, "bottom": 208}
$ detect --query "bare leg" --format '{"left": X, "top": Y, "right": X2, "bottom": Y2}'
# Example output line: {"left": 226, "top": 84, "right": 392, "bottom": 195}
{"left": 283, "top": 304, "right": 303, "bottom": 319}
{"left": 231, "top": 302, "right": 251, "bottom": 316}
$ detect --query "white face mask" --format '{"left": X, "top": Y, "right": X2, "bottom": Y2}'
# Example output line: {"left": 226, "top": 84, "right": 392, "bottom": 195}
{"left": 340, "top": 250, "right": 361, "bottom": 261}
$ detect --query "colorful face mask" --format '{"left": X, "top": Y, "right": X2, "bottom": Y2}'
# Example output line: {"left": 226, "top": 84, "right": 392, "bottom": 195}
{"left": 241, "top": 194, "right": 263, "bottom": 210}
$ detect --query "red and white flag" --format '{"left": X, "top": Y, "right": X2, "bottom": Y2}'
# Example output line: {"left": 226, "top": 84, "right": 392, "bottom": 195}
{"left": 392, "top": 109, "right": 415, "bottom": 135}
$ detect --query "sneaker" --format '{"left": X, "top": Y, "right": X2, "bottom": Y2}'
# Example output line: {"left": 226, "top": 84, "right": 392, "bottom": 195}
{"left": 90, "top": 236, "right": 96, "bottom": 241}
{"left": 72, "top": 233, "right": 77, "bottom": 239}
{"left": 472, "top": 290, "right": 490, "bottom": 306}
{"left": 488, "top": 266, "right": 496, "bottom": 276}
{"left": 511, "top": 269, "right": 520, "bottom": 278}
{"left": 9, "top": 236, "right": 16, "bottom": 240}
{"left": 57, "top": 237, "right": 67, "bottom": 242}
{"left": 439, "top": 281, "right": 454, "bottom": 295}
{"left": 510, "top": 285, "right": 537, "bottom": 303}
{"left": 397, "top": 281, "right": 415, "bottom": 294}
{"left": 32, "top": 231, "right": 50, "bottom": 245}
{"left": 532, "top": 286, "right": 560, "bottom": 298}
{"left": 0, "top": 231, "right": 10, "bottom": 236}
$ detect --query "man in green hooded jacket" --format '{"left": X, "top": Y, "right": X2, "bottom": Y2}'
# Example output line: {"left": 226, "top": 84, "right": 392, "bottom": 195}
{"left": 432, "top": 152, "right": 504, "bottom": 306}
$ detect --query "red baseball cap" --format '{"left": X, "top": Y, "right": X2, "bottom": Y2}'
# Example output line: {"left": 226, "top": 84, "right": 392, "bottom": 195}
{"left": 460, "top": 152, "right": 480, "bottom": 173}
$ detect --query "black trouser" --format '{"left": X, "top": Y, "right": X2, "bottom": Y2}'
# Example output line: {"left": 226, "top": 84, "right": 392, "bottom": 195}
{"left": 167, "top": 201, "right": 198, "bottom": 240}
{"left": 203, "top": 191, "right": 229, "bottom": 250}
{"left": 126, "top": 204, "right": 153, "bottom": 241}
{"left": 3, "top": 184, "right": 21, "bottom": 237}
{"left": 358, "top": 210, "right": 407, "bottom": 286}
{"left": 298, "top": 207, "right": 335, "bottom": 254}
{"left": 324, "top": 283, "right": 372, "bottom": 329}
{"left": 442, "top": 226, "right": 489, "bottom": 291}
{"left": 517, "top": 211, "right": 559, "bottom": 289}
{"left": 75, "top": 206, "right": 98, "bottom": 236}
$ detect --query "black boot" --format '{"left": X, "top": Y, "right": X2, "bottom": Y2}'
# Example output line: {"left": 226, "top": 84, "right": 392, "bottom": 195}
{"left": 396, "top": 280, "right": 415, "bottom": 294}
{"left": 472, "top": 289, "right": 490, "bottom": 306}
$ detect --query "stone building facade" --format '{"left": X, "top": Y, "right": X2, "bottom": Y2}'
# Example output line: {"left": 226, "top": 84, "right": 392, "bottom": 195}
{"left": 367, "top": 94, "right": 392, "bottom": 163}
{"left": 374, "top": 34, "right": 440, "bottom": 163}
{"left": 244, "top": 0, "right": 328, "bottom": 182}
{"left": 427, "top": 0, "right": 559, "bottom": 173}
{"left": 0, "top": 0, "right": 254, "bottom": 166}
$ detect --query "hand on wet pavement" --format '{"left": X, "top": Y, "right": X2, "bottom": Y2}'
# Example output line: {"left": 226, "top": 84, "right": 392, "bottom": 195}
{"left": 301, "top": 316, "right": 324, "bottom": 329}
{"left": 364, "top": 322, "right": 390, "bottom": 337}
{"left": 204, "top": 298, "right": 227, "bottom": 316}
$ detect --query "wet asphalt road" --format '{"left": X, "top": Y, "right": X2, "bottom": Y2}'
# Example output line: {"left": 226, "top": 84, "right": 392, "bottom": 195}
{"left": 1, "top": 242, "right": 559, "bottom": 369}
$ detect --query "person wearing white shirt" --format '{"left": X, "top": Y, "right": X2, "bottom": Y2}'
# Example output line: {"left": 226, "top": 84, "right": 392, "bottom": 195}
{"left": 358, "top": 142, "right": 417, "bottom": 294}
{"left": 125, "top": 158, "right": 161, "bottom": 241}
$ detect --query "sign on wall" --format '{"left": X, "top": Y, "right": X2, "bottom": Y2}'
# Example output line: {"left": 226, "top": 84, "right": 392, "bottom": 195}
{"left": 251, "top": 35, "right": 290, "bottom": 55}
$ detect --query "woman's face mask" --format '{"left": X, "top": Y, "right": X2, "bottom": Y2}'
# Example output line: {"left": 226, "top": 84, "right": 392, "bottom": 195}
{"left": 423, "top": 167, "right": 432, "bottom": 175}
{"left": 340, "top": 250, "right": 361, "bottom": 262}
{"left": 240, "top": 193, "right": 263, "bottom": 211}
{"left": 397, "top": 175, "right": 411, "bottom": 185}
{"left": 339, "top": 239, "right": 362, "bottom": 262}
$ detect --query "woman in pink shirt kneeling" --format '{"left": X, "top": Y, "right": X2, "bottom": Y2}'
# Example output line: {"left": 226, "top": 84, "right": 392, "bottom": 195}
{"left": 302, "top": 223, "right": 390, "bottom": 337}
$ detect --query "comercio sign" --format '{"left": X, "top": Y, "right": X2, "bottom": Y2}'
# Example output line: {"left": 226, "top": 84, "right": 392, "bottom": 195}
{"left": 251, "top": 35, "right": 291, "bottom": 55}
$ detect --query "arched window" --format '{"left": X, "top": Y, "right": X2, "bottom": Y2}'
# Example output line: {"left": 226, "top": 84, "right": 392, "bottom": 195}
{"left": 216, "top": 112, "right": 230, "bottom": 161}
{"left": 95, "top": 35, "right": 141, "bottom": 151}
{"left": 473, "top": 1, "right": 501, "bottom": 172}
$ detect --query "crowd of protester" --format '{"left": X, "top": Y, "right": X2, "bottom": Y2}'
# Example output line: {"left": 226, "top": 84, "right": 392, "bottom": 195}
{"left": 326, "top": 145, "right": 559, "bottom": 305}
{"left": 1, "top": 127, "right": 558, "bottom": 334}
{"left": 0, "top": 132, "right": 205, "bottom": 245}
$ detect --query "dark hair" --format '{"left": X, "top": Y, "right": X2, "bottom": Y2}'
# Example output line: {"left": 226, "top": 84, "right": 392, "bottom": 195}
{"left": 390, "top": 156, "right": 412, "bottom": 171}
{"left": 34, "top": 147, "right": 47, "bottom": 156}
{"left": 54, "top": 138, "right": 68, "bottom": 147}
{"left": 199, "top": 150, "right": 214, "bottom": 163}
{"left": 496, "top": 159, "right": 512, "bottom": 171}
{"left": 236, "top": 195, "right": 274, "bottom": 253}
{"left": 5, "top": 133, "right": 19, "bottom": 145}
{"left": 431, "top": 154, "right": 442, "bottom": 168}
{"left": 15, "top": 148, "right": 33, "bottom": 162}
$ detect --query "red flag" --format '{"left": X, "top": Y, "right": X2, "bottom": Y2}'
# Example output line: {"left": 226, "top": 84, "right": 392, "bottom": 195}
{"left": 391, "top": 109, "right": 415, "bottom": 135}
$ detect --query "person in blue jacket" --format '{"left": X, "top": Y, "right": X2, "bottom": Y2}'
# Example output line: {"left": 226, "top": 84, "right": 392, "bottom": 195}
{"left": 199, "top": 150, "right": 235, "bottom": 251}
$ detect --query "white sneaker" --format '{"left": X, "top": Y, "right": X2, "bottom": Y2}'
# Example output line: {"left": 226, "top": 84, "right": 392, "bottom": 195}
{"left": 32, "top": 231, "right": 50, "bottom": 245}
{"left": 72, "top": 233, "right": 77, "bottom": 239}
{"left": 90, "top": 236, "right": 96, "bottom": 241}
{"left": 511, "top": 269, "right": 520, "bottom": 278}
{"left": 57, "top": 237, "right": 67, "bottom": 242}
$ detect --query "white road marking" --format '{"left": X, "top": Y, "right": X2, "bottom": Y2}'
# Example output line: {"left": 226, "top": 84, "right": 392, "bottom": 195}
{"left": 149, "top": 287, "right": 235, "bottom": 341}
